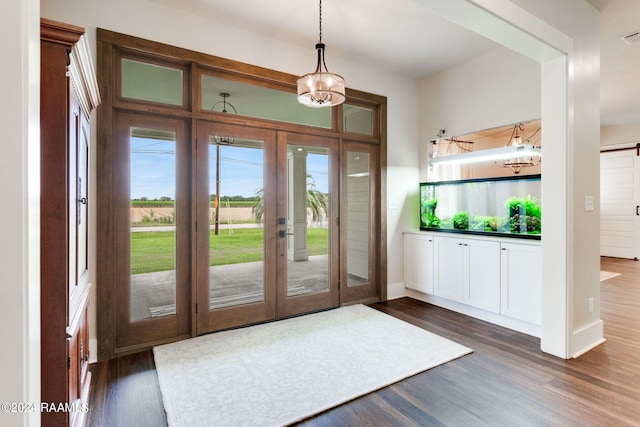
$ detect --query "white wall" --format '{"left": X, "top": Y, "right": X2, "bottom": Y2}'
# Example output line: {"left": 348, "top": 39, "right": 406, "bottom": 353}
{"left": 509, "top": 0, "right": 602, "bottom": 359}
{"left": 0, "top": 0, "right": 41, "bottom": 425}
{"left": 419, "top": 46, "right": 541, "bottom": 182}
{"left": 601, "top": 122, "right": 640, "bottom": 147}
{"left": 40, "top": 0, "right": 420, "bottom": 341}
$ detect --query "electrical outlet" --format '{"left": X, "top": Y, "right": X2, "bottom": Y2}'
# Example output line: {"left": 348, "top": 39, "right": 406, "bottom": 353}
{"left": 588, "top": 297, "right": 594, "bottom": 313}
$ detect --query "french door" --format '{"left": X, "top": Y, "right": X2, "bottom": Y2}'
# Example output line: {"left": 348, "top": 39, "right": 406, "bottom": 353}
{"left": 195, "top": 121, "right": 340, "bottom": 334}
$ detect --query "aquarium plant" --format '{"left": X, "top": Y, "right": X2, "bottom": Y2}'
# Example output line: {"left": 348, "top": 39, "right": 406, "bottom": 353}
{"left": 452, "top": 211, "right": 470, "bottom": 230}
{"left": 420, "top": 197, "right": 440, "bottom": 228}
{"left": 421, "top": 197, "right": 441, "bottom": 228}
{"left": 504, "top": 195, "right": 541, "bottom": 234}
{"left": 470, "top": 215, "right": 501, "bottom": 232}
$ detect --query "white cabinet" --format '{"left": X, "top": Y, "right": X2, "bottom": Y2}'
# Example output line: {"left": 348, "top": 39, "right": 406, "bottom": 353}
{"left": 433, "top": 236, "right": 465, "bottom": 302}
{"left": 404, "top": 233, "right": 434, "bottom": 294}
{"left": 434, "top": 236, "right": 500, "bottom": 312}
{"left": 465, "top": 239, "right": 501, "bottom": 313}
{"left": 500, "top": 242, "right": 542, "bottom": 325}
{"left": 403, "top": 232, "right": 541, "bottom": 333}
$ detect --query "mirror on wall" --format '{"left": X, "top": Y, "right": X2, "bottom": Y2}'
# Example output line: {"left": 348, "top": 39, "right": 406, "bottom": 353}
{"left": 429, "top": 120, "right": 541, "bottom": 181}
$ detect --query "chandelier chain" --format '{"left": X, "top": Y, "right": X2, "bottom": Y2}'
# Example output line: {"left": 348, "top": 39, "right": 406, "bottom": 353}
{"left": 318, "top": 0, "right": 323, "bottom": 43}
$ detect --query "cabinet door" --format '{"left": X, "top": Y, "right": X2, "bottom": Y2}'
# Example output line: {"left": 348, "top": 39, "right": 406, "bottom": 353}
{"left": 464, "top": 239, "right": 500, "bottom": 313}
{"left": 68, "top": 85, "right": 91, "bottom": 320}
{"left": 67, "top": 332, "right": 79, "bottom": 412}
{"left": 404, "top": 233, "right": 434, "bottom": 294}
{"left": 500, "top": 242, "right": 542, "bottom": 324}
{"left": 67, "top": 303, "right": 90, "bottom": 427}
{"left": 434, "top": 236, "right": 464, "bottom": 302}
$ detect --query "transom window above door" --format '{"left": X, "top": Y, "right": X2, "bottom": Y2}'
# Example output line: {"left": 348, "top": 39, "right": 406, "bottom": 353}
{"left": 202, "top": 73, "right": 331, "bottom": 128}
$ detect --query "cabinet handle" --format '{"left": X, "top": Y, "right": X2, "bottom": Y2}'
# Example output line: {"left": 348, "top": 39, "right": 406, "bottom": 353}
{"left": 501, "top": 248, "right": 507, "bottom": 251}
{"left": 637, "top": 205, "right": 639, "bottom": 216}
{"left": 463, "top": 243, "right": 468, "bottom": 246}
{"left": 458, "top": 243, "right": 463, "bottom": 246}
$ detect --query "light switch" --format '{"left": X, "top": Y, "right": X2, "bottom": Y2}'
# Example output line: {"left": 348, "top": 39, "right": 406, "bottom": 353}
{"left": 584, "top": 196, "right": 594, "bottom": 211}
{"left": 388, "top": 199, "right": 399, "bottom": 210}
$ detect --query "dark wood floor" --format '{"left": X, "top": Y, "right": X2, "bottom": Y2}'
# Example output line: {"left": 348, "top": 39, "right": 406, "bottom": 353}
{"left": 87, "top": 257, "right": 640, "bottom": 426}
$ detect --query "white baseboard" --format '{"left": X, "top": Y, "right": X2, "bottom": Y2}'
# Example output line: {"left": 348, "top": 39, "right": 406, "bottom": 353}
{"left": 406, "top": 289, "right": 541, "bottom": 338}
{"left": 387, "top": 282, "right": 407, "bottom": 300}
{"left": 571, "top": 319, "right": 605, "bottom": 358}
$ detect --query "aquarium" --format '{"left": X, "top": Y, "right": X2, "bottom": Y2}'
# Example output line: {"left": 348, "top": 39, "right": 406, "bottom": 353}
{"left": 420, "top": 174, "right": 541, "bottom": 239}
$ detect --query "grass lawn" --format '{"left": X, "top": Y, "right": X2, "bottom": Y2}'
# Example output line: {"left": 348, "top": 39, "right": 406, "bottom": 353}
{"left": 130, "top": 227, "right": 328, "bottom": 274}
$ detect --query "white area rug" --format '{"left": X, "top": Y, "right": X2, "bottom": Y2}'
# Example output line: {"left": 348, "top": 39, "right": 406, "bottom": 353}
{"left": 153, "top": 304, "right": 472, "bottom": 427}
{"left": 600, "top": 270, "right": 621, "bottom": 281}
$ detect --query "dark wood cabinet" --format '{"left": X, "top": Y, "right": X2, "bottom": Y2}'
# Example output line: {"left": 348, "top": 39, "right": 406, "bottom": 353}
{"left": 40, "top": 18, "right": 100, "bottom": 427}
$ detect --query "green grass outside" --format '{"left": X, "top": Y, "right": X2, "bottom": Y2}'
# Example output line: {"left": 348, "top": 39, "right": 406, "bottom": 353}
{"left": 130, "top": 231, "right": 177, "bottom": 274}
{"left": 130, "top": 227, "right": 328, "bottom": 274}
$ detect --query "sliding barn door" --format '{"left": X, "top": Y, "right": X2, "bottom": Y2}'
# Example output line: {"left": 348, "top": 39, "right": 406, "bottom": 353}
{"left": 600, "top": 149, "right": 640, "bottom": 259}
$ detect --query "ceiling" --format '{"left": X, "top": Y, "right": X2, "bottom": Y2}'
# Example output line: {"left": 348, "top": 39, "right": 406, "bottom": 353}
{"left": 150, "top": 0, "right": 639, "bottom": 128}
{"left": 589, "top": 0, "right": 640, "bottom": 126}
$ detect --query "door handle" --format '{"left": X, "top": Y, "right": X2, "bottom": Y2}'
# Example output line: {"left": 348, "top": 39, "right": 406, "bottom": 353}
{"left": 278, "top": 231, "right": 295, "bottom": 238}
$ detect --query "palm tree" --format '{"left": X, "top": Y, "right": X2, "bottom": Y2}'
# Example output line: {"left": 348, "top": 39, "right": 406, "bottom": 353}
{"left": 305, "top": 176, "right": 328, "bottom": 224}
{"left": 252, "top": 174, "right": 328, "bottom": 224}
{"left": 252, "top": 187, "right": 265, "bottom": 224}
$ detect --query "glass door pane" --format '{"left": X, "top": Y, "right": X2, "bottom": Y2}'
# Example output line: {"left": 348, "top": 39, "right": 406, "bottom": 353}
{"left": 114, "top": 113, "right": 189, "bottom": 352}
{"left": 341, "top": 141, "right": 379, "bottom": 304}
{"left": 129, "top": 128, "right": 177, "bottom": 321}
{"left": 286, "top": 145, "right": 330, "bottom": 297}
{"left": 346, "top": 151, "right": 370, "bottom": 286}
{"left": 209, "top": 137, "right": 266, "bottom": 309}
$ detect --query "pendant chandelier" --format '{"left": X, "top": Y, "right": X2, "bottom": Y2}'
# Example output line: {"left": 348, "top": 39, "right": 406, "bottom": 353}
{"left": 297, "top": 0, "right": 345, "bottom": 108}
{"left": 211, "top": 92, "right": 236, "bottom": 145}
{"left": 502, "top": 123, "right": 540, "bottom": 174}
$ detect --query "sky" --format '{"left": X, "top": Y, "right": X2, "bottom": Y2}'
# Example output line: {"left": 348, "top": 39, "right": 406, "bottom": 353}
{"left": 130, "top": 137, "right": 329, "bottom": 200}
